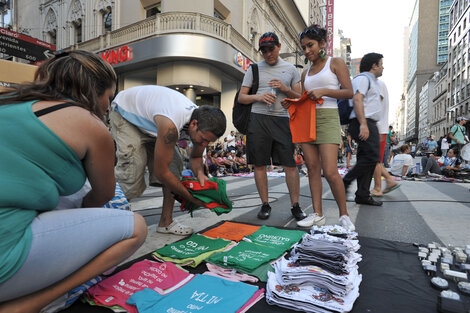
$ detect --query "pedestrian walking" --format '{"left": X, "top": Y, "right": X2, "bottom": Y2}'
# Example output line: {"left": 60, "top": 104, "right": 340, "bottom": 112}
{"left": 383, "top": 125, "right": 393, "bottom": 168}
{"left": 342, "top": 52, "right": 384, "bottom": 206}
{"left": 449, "top": 116, "right": 469, "bottom": 152}
{"left": 238, "top": 32, "right": 305, "bottom": 221}
{"left": 110, "top": 85, "right": 226, "bottom": 235}
{"left": 283, "top": 24, "right": 355, "bottom": 231}
{"left": 369, "top": 80, "right": 400, "bottom": 197}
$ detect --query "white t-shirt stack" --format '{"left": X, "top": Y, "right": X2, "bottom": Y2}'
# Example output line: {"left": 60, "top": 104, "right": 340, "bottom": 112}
{"left": 266, "top": 225, "right": 362, "bottom": 313}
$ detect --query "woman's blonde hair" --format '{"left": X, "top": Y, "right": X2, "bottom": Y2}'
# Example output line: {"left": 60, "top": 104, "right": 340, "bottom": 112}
{"left": 0, "top": 50, "right": 117, "bottom": 117}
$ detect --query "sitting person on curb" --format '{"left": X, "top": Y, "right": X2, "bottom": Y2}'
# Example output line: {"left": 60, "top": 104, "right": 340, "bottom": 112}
{"left": 0, "top": 50, "right": 148, "bottom": 312}
{"left": 389, "top": 144, "right": 414, "bottom": 177}
{"left": 204, "top": 150, "right": 218, "bottom": 177}
{"left": 110, "top": 85, "right": 226, "bottom": 235}
{"left": 420, "top": 148, "right": 461, "bottom": 176}
{"left": 214, "top": 151, "right": 228, "bottom": 176}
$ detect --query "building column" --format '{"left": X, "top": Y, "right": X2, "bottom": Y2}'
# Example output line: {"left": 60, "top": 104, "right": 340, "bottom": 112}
{"left": 184, "top": 87, "right": 197, "bottom": 103}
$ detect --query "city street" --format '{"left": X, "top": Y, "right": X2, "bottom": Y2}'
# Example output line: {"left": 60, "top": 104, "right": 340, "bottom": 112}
{"left": 130, "top": 169, "right": 470, "bottom": 259}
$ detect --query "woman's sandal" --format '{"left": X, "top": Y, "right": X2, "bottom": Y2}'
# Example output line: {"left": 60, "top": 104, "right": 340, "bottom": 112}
{"left": 157, "top": 221, "right": 193, "bottom": 235}
{"left": 383, "top": 184, "right": 401, "bottom": 194}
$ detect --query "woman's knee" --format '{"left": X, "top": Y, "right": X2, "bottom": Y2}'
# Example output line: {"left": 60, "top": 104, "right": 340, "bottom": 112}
{"left": 132, "top": 213, "right": 148, "bottom": 245}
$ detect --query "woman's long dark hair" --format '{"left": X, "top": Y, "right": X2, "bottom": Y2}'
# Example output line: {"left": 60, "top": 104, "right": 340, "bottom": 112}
{"left": 0, "top": 50, "right": 117, "bottom": 117}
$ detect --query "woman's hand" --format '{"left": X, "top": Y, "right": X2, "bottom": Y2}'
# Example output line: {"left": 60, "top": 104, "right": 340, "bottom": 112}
{"left": 306, "top": 88, "right": 326, "bottom": 101}
{"left": 281, "top": 99, "right": 292, "bottom": 109}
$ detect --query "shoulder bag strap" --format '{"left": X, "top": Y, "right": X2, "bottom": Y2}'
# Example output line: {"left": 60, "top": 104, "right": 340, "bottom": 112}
{"left": 251, "top": 63, "right": 259, "bottom": 94}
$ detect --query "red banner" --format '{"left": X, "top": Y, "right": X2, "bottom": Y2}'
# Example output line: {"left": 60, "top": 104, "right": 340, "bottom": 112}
{"left": 325, "top": 0, "right": 334, "bottom": 57}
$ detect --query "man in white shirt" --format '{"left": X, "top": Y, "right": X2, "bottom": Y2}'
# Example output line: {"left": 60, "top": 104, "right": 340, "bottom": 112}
{"left": 343, "top": 53, "right": 384, "bottom": 206}
{"left": 225, "top": 130, "right": 237, "bottom": 152}
{"left": 110, "top": 85, "right": 226, "bottom": 235}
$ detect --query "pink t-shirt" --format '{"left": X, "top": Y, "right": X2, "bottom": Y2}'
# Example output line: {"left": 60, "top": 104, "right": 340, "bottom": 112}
{"left": 86, "top": 260, "right": 193, "bottom": 313}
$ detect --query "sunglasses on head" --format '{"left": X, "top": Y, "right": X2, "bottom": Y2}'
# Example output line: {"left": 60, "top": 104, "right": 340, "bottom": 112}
{"left": 299, "top": 27, "right": 322, "bottom": 40}
{"left": 260, "top": 46, "right": 275, "bottom": 54}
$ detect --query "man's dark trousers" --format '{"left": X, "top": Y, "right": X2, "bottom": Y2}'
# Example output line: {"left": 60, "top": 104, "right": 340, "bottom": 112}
{"left": 343, "top": 118, "right": 380, "bottom": 200}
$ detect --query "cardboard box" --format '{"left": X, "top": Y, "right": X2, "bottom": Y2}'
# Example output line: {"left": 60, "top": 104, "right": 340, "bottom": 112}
{"left": 0, "top": 59, "right": 37, "bottom": 92}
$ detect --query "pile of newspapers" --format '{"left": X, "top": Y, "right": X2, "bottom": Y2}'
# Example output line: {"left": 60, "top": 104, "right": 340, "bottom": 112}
{"left": 266, "top": 225, "right": 362, "bottom": 313}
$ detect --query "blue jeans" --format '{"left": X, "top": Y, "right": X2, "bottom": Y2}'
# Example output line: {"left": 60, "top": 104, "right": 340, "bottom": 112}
{"left": 383, "top": 143, "right": 391, "bottom": 167}
{"left": 0, "top": 206, "right": 134, "bottom": 301}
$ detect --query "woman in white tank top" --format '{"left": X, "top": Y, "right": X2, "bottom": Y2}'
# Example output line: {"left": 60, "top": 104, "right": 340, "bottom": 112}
{"left": 287, "top": 25, "right": 355, "bottom": 231}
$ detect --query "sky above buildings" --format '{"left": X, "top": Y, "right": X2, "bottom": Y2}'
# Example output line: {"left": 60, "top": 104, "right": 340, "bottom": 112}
{"left": 335, "top": 0, "right": 417, "bottom": 123}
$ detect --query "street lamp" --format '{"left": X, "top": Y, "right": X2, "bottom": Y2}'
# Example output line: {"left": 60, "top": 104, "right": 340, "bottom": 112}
{"left": 279, "top": 50, "right": 304, "bottom": 69}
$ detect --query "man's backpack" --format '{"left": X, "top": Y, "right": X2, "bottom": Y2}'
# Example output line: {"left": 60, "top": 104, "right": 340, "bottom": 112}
{"left": 232, "top": 63, "right": 259, "bottom": 134}
{"left": 337, "top": 73, "right": 371, "bottom": 125}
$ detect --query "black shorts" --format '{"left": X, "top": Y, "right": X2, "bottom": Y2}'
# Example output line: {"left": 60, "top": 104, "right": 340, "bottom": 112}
{"left": 246, "top": 113, "right": 296, "bottom": 167}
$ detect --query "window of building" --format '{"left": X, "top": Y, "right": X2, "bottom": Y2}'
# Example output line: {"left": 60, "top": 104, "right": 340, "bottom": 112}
{"left": 103, "top": 10, "right": 112, "bottom": 33}
{"left": 48, "top": 30, "right": 57, "bottom": 45}
{"left": 465, "top": 18, "right": 467, "bottom": 29}
{"left": 74, "top": 20, "right": 82, "bottom": 43}
{"left": 214, "top": 9, "right": 224, "bottom": 20}
{"left": 146, "top": 4, "right": 161, "bottom": 18}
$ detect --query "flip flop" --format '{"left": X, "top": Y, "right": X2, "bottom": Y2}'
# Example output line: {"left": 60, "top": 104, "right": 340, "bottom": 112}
{"left": 370, "top": 191, "right": 383, "bottom": 197}
{"left": 383, "top": 184, "right": 401, "bottom": 194}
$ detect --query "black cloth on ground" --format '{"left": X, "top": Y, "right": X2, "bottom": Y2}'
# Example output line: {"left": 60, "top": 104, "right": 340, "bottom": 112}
{"left": 63, "top": 221, "right": 469, "bottom": 313}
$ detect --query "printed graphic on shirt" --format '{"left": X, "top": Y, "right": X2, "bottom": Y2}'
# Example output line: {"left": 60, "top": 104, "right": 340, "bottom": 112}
{"left": 126, "top": 275, "right": 258, "bottom": 313}
{"left": 155, "top": 234, "right": 231, "bottom": 259}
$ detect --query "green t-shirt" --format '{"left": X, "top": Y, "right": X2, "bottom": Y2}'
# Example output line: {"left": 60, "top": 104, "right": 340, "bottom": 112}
{"left": 207, "top": 241, "right": 284, "bottom": 272}
{"left": 450, "top": 124, "right": 466, "bottom": 144}
{"left": 153, "top": 234, "right": 231, "bottom": 267}
{"left": 244, "top": 225, "right": 305, "bottom": 252}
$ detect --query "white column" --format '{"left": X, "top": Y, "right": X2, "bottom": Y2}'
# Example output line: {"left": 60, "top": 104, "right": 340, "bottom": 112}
{"left": 184, "top": 87, "right": 197, "bottom": 103}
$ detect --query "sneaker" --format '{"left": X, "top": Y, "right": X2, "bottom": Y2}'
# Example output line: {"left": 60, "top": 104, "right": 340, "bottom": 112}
{"left": 257, "top": 203, "right": 271, "bottom": 219}
{"left": 296, "top": 213, "right": 326, "bottom": 228}
{"left": 339, "top": 215, "right": 355, "bottom": 232}
{"left": 291, "top": 203, "right": 307, "bottom": 221}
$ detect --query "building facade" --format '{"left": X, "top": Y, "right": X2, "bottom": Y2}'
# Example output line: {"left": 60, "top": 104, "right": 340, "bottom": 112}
{"left": 405, "top": 0, "right": 441, "bottom": 143}
{"left": 418, "top": 75, "right": 436, "bottom": 143}
{"left": 9, "top": 0, "right": 319, "bottom": 136}
{"left": 447, "top": 0, "right": 470, "bottom": 130}
{"left": 430, "top": 63, "right": 449, "bottom": 138}
{"left": 437, "top": 0, "right": 452, "bottom": 64}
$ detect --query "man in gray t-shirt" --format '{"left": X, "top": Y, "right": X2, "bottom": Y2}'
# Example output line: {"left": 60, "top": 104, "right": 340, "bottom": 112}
{"left": 238, "top": 32, "right": 305, "bottom": 221}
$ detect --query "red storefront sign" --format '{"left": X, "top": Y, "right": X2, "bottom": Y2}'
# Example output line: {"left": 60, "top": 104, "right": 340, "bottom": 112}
{"left": 101, "top": 45, "right": 133, "bottom": 65}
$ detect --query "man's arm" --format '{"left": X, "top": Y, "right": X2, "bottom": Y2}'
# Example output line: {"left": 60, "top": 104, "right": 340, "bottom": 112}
{"left": 449, "top": 126, "right": 461, "bottom": 144}
{"left": 153, "top": 116, "right": 205, "bottom": 207}
{"left": 189, "top": 142, "right": 207, "bottom": 186}
{"left": 268, "top": 80, "right": 302, "bottom": 99}
{"left": 352, "top": 91, "right": 369, "bottom": 140}
{"left": 238, "top": 86, "right": 276, "bottom": 105}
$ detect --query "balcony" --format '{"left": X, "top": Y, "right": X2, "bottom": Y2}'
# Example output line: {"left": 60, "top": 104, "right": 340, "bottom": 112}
{"left": 73, "top": 12, "right": 259, "bottom": 62}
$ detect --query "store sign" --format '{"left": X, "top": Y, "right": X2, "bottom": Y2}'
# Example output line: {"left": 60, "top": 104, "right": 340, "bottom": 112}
{"left": 101, "top": 45, "right": 133, "bottom": 65}
{"left": 0, "top": 27, "right": 56, "bottom": 62}
{"left": 233, "top": 52, "right": 252, "bottom": 71}
{"left": 325, "top": 0, "right": 334, "bottom": 57}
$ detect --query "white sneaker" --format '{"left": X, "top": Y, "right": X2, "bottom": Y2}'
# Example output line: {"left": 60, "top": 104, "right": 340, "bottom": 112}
{"left": 339, "top": 215, "right": 355, "bottom": 232}
{"left": 297, "top": 213, "right": 326, "bottom": 227}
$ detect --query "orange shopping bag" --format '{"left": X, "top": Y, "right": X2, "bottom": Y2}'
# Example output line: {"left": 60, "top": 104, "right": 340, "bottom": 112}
{"left": 285, "top": 92, "right": 323, "bottom": 143}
